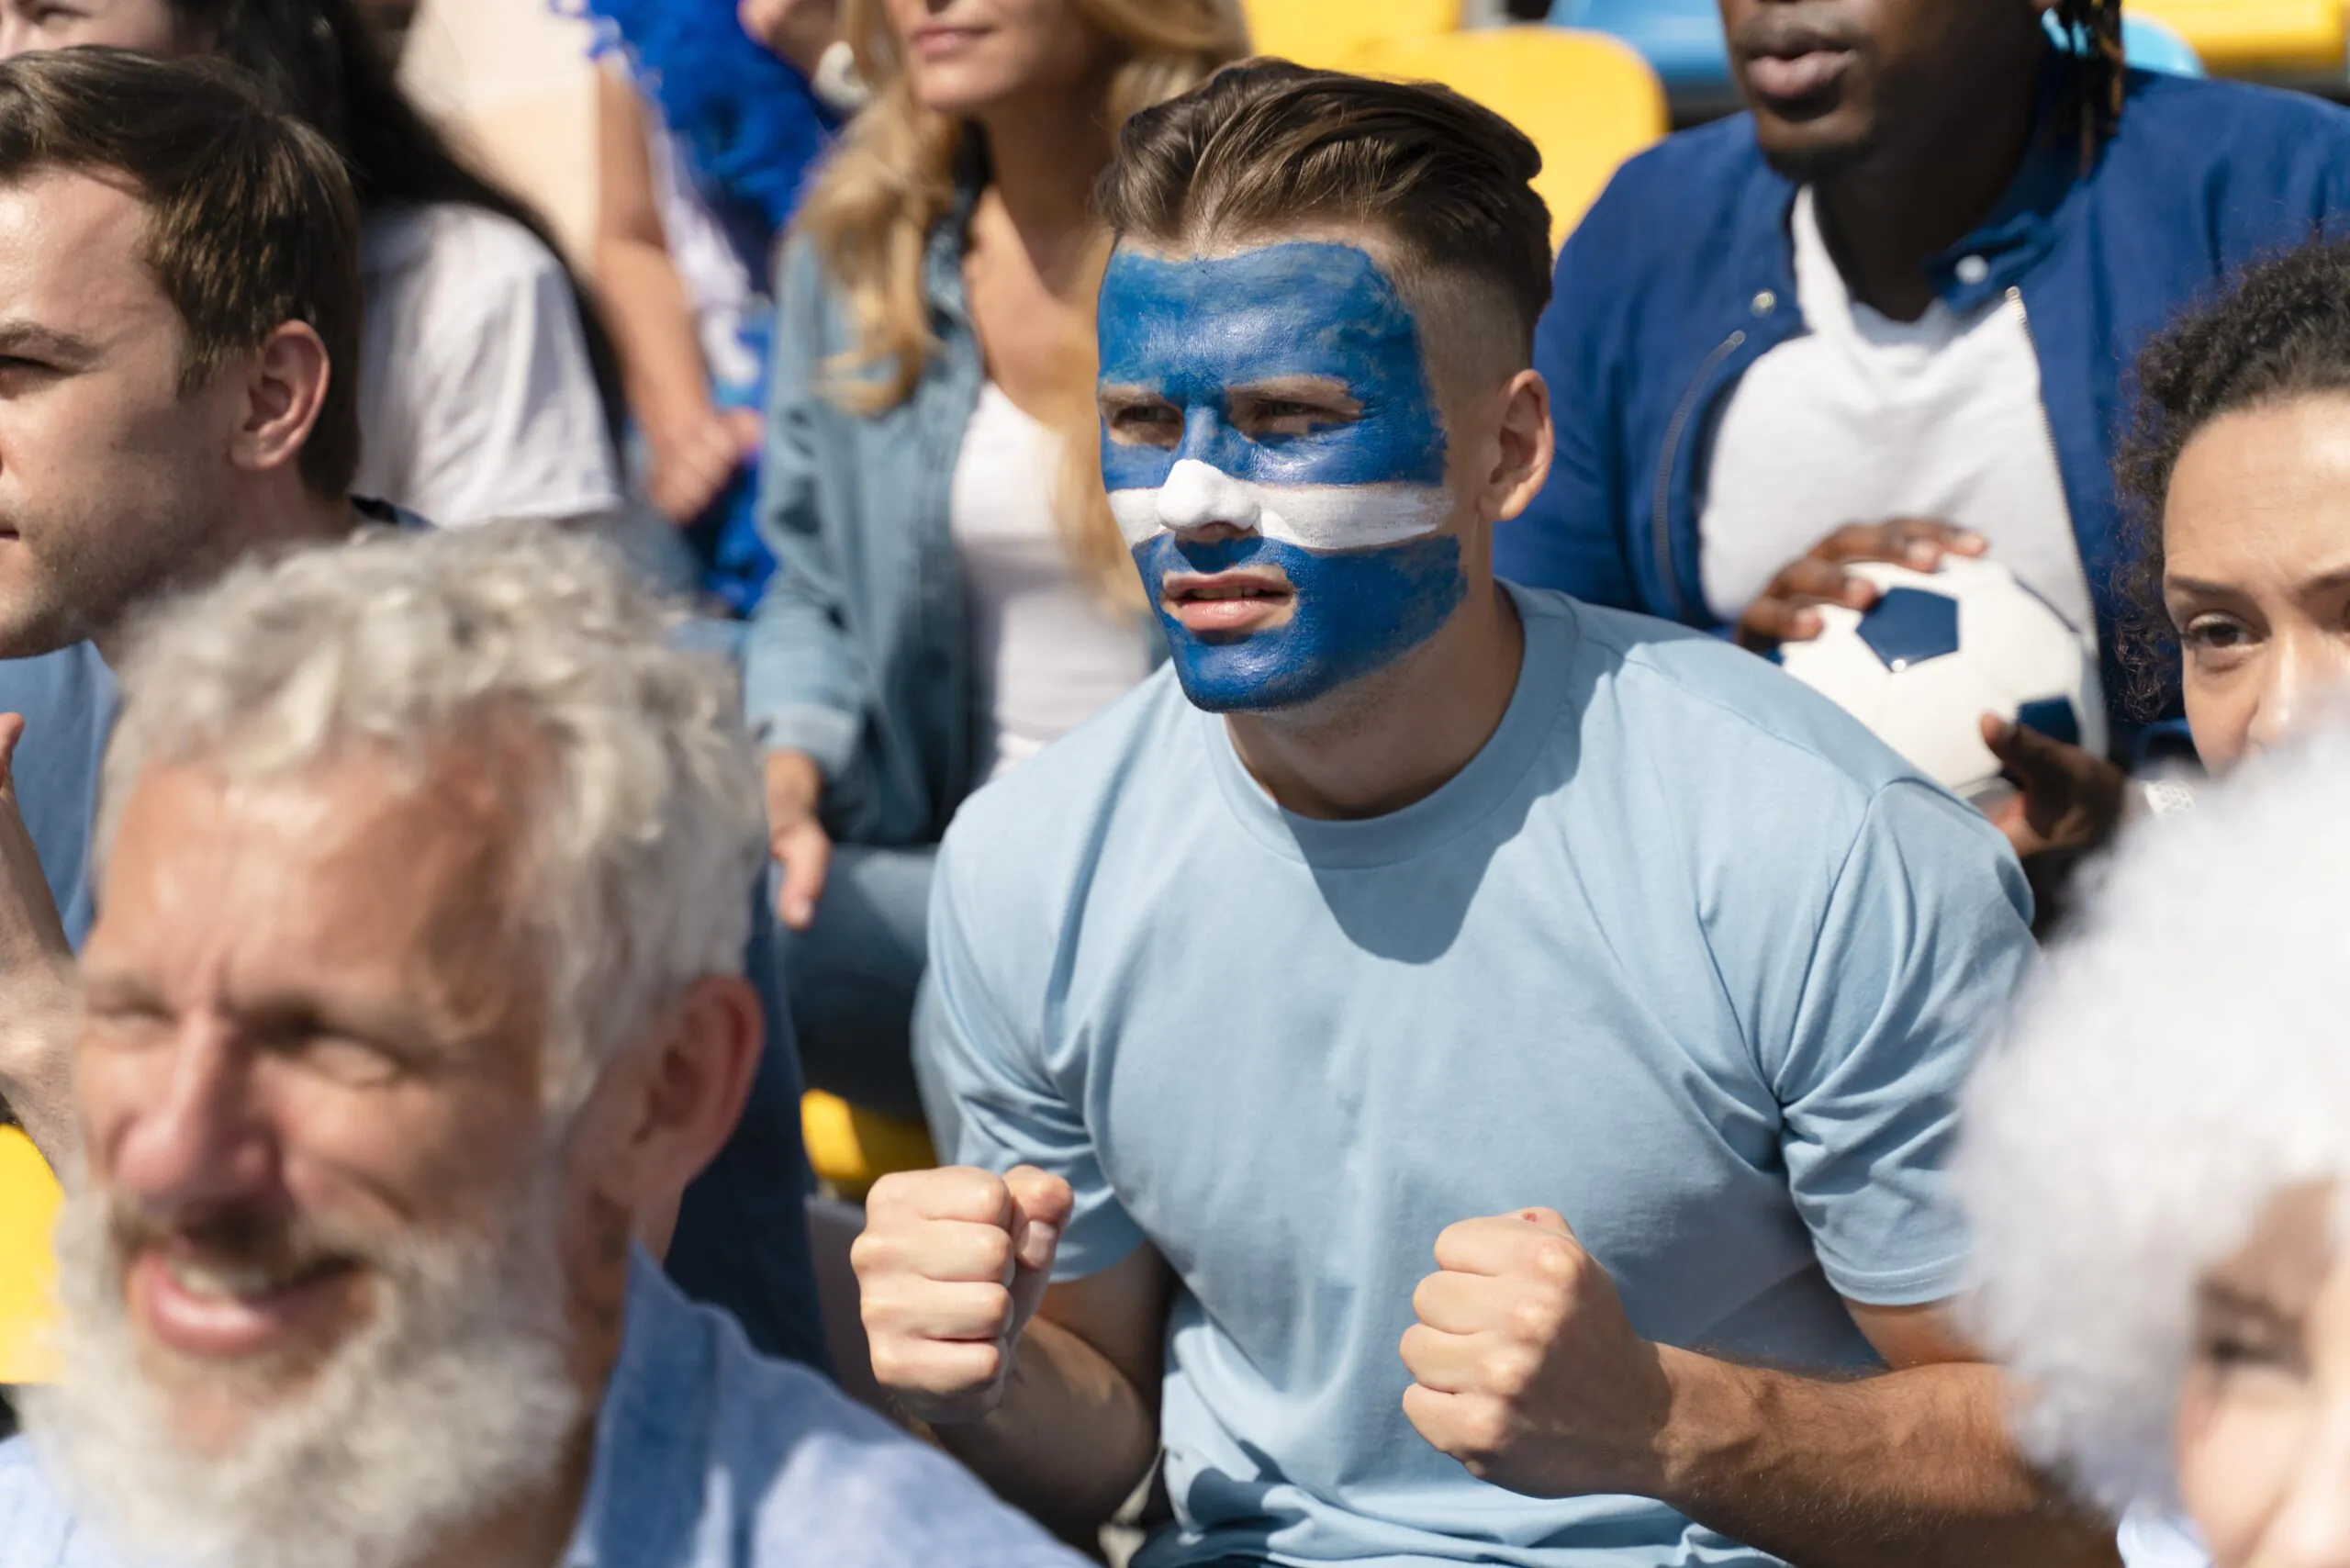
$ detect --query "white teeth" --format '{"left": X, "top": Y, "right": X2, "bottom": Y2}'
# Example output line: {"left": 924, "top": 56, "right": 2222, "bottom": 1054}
{"left": 164, "top": 1256, "right": 304, "bottom": 1300}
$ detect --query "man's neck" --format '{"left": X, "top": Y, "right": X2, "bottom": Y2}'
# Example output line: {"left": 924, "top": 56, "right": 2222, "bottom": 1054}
{"left": 90, "top": 482, "right": 356, "bottom": 664}
{"left": 1225, "top": 580, "right": 1525, "bottom": 822}
{"left": 1811, "top": 45, "right": 2049, "bottom": 323}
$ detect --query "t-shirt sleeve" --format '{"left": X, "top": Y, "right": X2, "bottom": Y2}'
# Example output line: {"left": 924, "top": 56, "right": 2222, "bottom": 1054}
{"left": 913, "top": 831, "right": 1146, "bottom": 1281}
{"left": 370, "top": 223, "right": 622, "bottom": 529}
{"left": 1774, "top": 779, "right": 2036, "bottom": 1306}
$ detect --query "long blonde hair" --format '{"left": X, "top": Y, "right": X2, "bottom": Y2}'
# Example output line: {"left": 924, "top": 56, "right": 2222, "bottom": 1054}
{"left": 794, "top": 0, "right": 1248, "bottom": 602}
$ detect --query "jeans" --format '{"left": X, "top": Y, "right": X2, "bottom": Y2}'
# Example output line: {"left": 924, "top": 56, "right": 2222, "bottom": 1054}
{"left": 772, "top": 845, "right": 936, "bottom": 1123}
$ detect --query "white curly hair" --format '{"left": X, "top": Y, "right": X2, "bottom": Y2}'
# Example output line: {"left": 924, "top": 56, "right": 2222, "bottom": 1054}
{"left": 1957, "top": 722, "right": 2350, "bottom": 1511}
{"left": 94, "top": 522, "right": 766, "bottom": 1104}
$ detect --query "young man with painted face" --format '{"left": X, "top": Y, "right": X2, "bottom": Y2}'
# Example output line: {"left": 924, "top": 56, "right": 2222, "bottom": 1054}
{"left": 852, "top": 64, "right": 2109, "bottom": 1568}
{"left": 1497, "top": 0, "right": 2350, "bottom": 889}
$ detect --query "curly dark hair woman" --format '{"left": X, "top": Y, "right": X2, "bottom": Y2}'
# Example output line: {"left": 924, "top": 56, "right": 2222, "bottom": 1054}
{"left": 0, "top": 0, "right": 630, "bottom": 531}
{"left": 2113, "top": 237, "right": 2350, "bottom": 772}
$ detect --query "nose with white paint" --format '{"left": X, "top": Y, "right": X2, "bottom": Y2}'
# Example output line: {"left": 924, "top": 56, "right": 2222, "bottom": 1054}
{"left": 1152, "top": 458, "right": 1261, "bottom": 535}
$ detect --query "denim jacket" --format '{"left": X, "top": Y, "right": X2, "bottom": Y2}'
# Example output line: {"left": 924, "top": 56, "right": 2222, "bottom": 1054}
{"left": 741, "top": 198, "right": 987, "bottom": 848}
{"left": 1496, "top": 69, "right": 2350, "bottom": 725}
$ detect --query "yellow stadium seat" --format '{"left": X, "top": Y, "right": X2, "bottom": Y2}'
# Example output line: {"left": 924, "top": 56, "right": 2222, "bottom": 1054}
{"left": 801, "top": 1092, "right": 935, "bottom": 1202}
{"left": 2124, "top": 0, "right": 2344, "bottom": 75}
{"left": 1239, "top": 0, "right": 1461, "bottom": 72}
{"left": 1350, "top": 28, "right": 1668, "bottom": 245}
{"left": 0, "top": 1126, "right": 61, "bottom": 1386}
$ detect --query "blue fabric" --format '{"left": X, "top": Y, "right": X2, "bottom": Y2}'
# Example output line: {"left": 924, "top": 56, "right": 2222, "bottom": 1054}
{"left": 741, "top": 215, "right": 990, "bottom": 846}
{"left": 0, "top": 637, "right": 829, "bottom": 1373}
{"left": 558, "top": 0, "right": 833, "bottom": 261}
{"left": 919, "top": 585, "right": 2037, "bottom": 1566}
{"left": 1499, "top": 69, "right": 2350, "bottom": 745}
{"left": 0, "top": 1250, "right": 1082, "bottom": 1568}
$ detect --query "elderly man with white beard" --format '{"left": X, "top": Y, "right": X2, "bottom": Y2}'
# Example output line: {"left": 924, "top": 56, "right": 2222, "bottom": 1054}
{"left": 0, "top": 526, "right": 1081, "bottom": 1568}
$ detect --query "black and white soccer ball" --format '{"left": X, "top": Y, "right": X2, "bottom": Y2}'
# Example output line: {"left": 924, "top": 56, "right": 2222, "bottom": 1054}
{"left": 1774, "top": 555, "right": 2106, "bottom": 809}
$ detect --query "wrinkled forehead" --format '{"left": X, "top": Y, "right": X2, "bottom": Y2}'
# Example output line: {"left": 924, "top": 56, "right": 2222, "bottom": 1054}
{"left": 1097, "top": 240, "right": 1435, "bottom": 405}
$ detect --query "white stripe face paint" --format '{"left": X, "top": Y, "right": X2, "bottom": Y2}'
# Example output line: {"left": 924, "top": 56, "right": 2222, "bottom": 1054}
{"left": 1108, "top": 458, "right": 1452, "bottom": 553}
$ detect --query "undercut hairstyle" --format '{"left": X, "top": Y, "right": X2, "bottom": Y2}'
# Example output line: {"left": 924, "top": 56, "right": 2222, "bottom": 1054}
{"left": 1094, "top": 60, "right": 1554, "bottom": 389}
{"left": 2111, "top": 240, "right": 2350, "bottom": 712}
{"left": 0, "top": 48, "right": 362, "bottom": 498}
{"left": 1958, "top": 719, "right": 2350, "bottom": 1509}
{"left": 98, "top": 525, "right": 767, "bottom": 1105}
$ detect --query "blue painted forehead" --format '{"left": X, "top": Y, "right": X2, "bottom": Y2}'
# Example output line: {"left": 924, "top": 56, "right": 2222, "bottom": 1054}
{"left": 1096, "top": 241, "right": 1438, "bottom": 407}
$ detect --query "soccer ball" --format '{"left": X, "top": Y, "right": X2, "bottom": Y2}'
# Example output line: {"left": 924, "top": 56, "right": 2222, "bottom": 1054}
{"left": 1774, "top": 555, "right": 2106, "bottom": 809}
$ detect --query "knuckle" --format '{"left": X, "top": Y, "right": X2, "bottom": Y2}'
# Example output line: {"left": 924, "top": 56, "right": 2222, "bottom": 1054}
{"left": 1483, "top": 1345, "right": 1541, "bottom": 1397}
{"left": 1509, "top": 1294, "right": 1561, "bottom": 1344}
{"left": 971, "top": 1226, "right": 1015, "bottom": 1278}
{"left": 1532, "top": 1238, "right": 1583, "bottom": 1282}
{"left": 1460, "top": 1397, "right": 1516, "bottom": 1458}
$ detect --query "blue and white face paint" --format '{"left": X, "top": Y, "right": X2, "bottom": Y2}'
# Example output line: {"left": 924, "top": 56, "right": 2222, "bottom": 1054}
{"left": 1098, "top": 241, "right": 1467, "bottom": 713}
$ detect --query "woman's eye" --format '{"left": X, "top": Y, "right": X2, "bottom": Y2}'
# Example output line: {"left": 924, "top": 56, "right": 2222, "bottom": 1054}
{"left": 2182, "top": 615, "right": 2251, "bottom": 652}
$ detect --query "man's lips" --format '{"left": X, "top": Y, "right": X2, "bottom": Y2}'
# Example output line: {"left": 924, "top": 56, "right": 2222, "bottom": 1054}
{"left": 128, "top": 1241, "right": 364, "bottom": 1361}
{"left": 1162, "top": 569, "right": 1294, "bottom": 635}
{"left": 1746, "top": 47, "right": 1853, "bottom": 103}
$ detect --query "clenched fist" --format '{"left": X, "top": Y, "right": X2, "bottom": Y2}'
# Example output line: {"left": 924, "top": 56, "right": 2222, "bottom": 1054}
{"left": 853, "top": 1164, "right": 1074, "bottom": 1425}
{"left": 1400, "top": 1208, "right": 1675, "bottom": 1498}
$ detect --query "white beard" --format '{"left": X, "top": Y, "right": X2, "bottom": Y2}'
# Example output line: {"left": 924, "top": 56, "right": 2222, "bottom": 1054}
{"left": 22, "top": 1180, "right": 586, "bottom": 1568}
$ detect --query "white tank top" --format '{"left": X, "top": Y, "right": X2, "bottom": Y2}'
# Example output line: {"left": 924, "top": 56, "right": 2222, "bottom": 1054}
{"left": 948, "top": 384, "right": 1151, "bottom": 779}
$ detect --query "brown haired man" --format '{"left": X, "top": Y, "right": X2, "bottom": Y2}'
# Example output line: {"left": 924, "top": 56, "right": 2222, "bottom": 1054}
{"left": 852, "top": 62, "right": 2114, "bottom": 1568}
{"left": 0, "top": 47, "right": 826, "bottom": 1375}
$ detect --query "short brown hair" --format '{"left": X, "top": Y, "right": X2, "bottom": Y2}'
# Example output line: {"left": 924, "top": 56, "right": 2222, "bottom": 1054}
{"left": 0, "top": 48, "right": 363, "bottom": 498}
{"left": 1094, "top": 61, "right": 1553, "bottom": 376}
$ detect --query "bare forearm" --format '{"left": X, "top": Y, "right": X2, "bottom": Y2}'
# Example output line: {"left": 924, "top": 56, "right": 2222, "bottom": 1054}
{"left": 0, "top": 969, "right": 78, "bottom": 1173}
{"left": 931, "top": 1317, "right": 1158, "bottom": 1541}
{"left": 595, "top": 238, "right": 718, "bottom": 437}
{"left": 1654, "top": 1351, "right": 2116, "bottom": 1568}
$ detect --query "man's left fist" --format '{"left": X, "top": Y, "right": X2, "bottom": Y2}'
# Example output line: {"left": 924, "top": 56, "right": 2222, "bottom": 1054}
{"left": 1400, "top": 1207, "right": 1675, "bottom": 1498}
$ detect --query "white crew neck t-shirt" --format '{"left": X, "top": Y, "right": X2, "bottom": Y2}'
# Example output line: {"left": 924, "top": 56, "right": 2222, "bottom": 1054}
{"left": 948, "top": 382, "right": 1151, "bottom": 779}
{"left": 355, "top": 203, "right": 624, "bottom": 531}
{"left": 1698, "top": 188, "right": 2095, "bottom": 644}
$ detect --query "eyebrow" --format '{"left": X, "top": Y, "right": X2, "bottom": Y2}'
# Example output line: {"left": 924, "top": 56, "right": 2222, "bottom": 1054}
{"left": 0, "top": 319, "right": 99, "bottom": 369}
{"left": 2166, "top": 566, "right": 2350, "bottom": 599}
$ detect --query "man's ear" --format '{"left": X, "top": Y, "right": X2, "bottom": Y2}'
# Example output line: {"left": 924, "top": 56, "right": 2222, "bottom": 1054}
{"left": 227, "top": 320, "right": 331, "bottom": 482}
{"left": 1484, "top": 368, "right": 1553, "bottom": 526}
{"left": 577, "top": 975, "right": 764, "bottom": 1256}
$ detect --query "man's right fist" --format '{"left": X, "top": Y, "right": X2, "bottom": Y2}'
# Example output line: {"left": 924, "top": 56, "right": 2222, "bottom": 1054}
{"left": 852, "top": 1164, "right": 1074, "bottom": 1425}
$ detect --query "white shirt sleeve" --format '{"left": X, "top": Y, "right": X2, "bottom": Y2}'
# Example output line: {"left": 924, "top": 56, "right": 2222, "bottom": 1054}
{"left": 353, "top": 205, "right": 623, "bottom": 529}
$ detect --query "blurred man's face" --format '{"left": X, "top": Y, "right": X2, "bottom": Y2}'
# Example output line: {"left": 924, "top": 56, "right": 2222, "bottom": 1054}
{"left": 1718, "top": 0, "right": 2053, "bottom": 181}
{"left": 2177, "top": 1183, "right": 2350, "bottom": 1568}
{"left": 1096, "top": 236, "right": 1474, "bottom": 713}
{"left": 0, "top": 0, "right": 194, "bottom": 60}
{"left": 0, "top": 167, "right": 243, "bottom": 655}
{"left": 28, "top": 747, "right": 588, "bottom": 1568}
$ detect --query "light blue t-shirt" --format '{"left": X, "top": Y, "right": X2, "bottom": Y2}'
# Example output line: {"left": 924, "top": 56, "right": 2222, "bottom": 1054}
{"left": 0, "top": 1248, "right": 1081, "bottom": 1568}
{"left": 920, "top": 586, "right": 2036, "bottom": 1567}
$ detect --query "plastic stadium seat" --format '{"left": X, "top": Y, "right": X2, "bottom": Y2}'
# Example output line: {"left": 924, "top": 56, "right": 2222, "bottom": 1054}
{"left": 2124, "top": 0, "right": 2343, "bottom": 76}
{"left": 2114, "top": 13, "right": 2207, "bottom": 77}
{"left": 1547, "top": 0, "right": 1727, "bottom": 99}
{"left": 1351, "top": 28, "right": 1667, "bottom": 243}
{"left": 0, "top": 1127, "right": 60, "bottom": 1387}
{"left": 801, "top": 1091, "right": 935, "bottom": 1202}
{"left": 1238, "top": 0, "right": 1461, "bottom": 72}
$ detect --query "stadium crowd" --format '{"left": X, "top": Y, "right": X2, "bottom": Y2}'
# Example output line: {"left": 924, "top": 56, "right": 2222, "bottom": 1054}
{"left": 0, "top": 1, "right": 2347, "bottom": 1567}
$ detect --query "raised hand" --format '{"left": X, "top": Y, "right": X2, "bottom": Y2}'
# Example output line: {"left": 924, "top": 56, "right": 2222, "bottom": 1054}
{"left": 853, "top": 1163, "right": 1075, "bottom": 1425}
{"left": 1401, "top": 1207, "right": 1674, "bottom": 1499}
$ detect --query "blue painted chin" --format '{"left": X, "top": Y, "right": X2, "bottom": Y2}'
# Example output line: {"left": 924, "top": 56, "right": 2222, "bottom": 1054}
{"left": 1135, "top": 532, "right": 1467, "bottom": 713}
